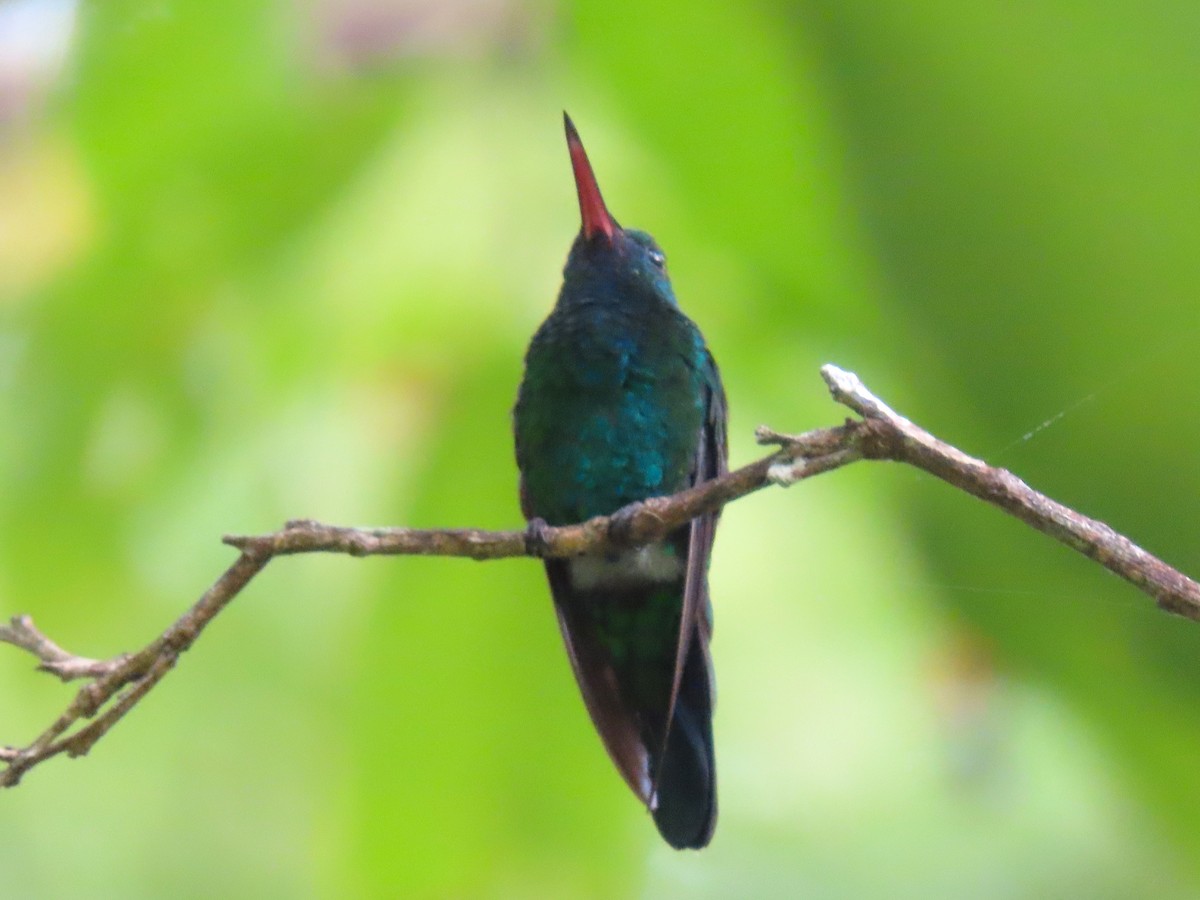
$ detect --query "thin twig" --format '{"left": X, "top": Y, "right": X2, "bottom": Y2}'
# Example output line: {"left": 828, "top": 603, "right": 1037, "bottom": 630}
{"left": 814, "top": 365, "right": 1200, "bottom": 618}
{"left": 2, "top": 364, "right": 1197, "bottom": 788}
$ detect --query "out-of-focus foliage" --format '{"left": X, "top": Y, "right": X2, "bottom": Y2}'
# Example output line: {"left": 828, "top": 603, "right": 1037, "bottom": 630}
{"left": 2, "top": 0, "right": 1199, "bottom": 896}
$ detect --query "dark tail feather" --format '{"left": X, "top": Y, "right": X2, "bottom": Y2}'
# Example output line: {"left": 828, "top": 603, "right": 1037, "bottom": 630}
{"left": 651, "top": 632, "right": 716, "bottom": 849}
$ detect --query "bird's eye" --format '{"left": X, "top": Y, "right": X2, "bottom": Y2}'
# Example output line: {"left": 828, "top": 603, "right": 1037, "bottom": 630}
{"left": 648, "top": 250, "right": 666, "bottom": 269}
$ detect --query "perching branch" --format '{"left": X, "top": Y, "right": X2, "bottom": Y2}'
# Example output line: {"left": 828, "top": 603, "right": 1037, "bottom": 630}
{"left": 3, "top": 364, "right": 1198, "bottom": 788}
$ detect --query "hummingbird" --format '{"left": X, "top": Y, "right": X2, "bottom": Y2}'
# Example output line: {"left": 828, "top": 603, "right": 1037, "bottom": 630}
{"left": 513, "top": 114, "right": 727, "bottom": 849}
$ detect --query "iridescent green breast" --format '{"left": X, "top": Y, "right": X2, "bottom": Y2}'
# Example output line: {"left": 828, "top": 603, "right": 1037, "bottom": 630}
{"left": 515, "top": 299, "right": 708, "bottom": 526}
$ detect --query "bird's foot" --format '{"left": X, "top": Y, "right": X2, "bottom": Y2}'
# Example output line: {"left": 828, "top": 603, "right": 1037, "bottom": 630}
{"left": 524, "top": 517, "right": 553, "bottom": 558}
{"left": 606, "top": 501, "right": 644, "bottom": 549}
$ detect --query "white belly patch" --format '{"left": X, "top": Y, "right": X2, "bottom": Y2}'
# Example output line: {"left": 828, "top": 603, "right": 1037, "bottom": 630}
{"left": 568, "top": 543, "right": 684, "bottom": 591}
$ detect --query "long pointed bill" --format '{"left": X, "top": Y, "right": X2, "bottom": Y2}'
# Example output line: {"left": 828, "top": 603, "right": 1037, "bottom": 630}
{"left": 563, "top": 112, "right": 618, "bottom": 242}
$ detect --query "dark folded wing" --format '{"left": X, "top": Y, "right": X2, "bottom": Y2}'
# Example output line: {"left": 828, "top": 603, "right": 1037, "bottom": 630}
{"left": 545, "top": 559, "right": 653, "bottom": 802}
{"left": 661, "top": 358, "right": 727, "bottom": 768}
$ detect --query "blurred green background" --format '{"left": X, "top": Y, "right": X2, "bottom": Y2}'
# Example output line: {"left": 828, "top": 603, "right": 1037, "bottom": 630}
{"left": 3, "top": 0, "right": 1200, "bottom": 896}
